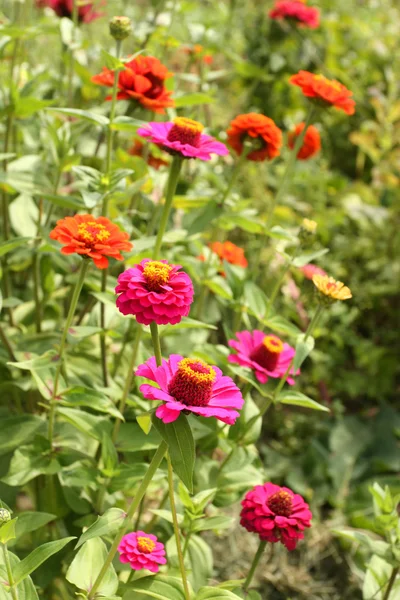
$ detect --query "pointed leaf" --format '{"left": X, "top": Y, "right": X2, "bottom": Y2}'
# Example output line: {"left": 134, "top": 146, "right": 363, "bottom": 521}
{"left": 13, "top": 537, "right": 75, "bottom": 584}
{"left": 66, "top": 538, "right": 118, "bottom": 595}
{"left": 75, "top": 508, "right": 126, "bottom": 549}
{"left": 278, "top": 390, "right": 330, "bottom": 412}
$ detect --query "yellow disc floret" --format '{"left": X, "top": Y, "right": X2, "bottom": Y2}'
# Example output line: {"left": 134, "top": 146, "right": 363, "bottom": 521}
{"left": 143, "top": 261, "right": 172, "bottom": 292}
{"left": 263, "top": 335, "right": 284, "bottom": 355}
{"left": 312, "top": 274, "right": 352, "bottom": 301}
{"left": 78, "top": 222, "right": 111, "bottom": 244}
{"left": 137, "top": 536, "right": 156, "bottom": 554}
{"left": 167, "top": 117, "right": 204, "bottom": 147}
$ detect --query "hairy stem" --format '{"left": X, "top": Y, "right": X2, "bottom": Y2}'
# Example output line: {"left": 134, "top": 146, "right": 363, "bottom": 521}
{"left": 243, "top": 540, "right": 266, "bottom": 593}
{"left": 153, "top": 156, "right": 183, "bottom": 259}
{"left": 2, "top": 544, "right": 19, "bottom": 600}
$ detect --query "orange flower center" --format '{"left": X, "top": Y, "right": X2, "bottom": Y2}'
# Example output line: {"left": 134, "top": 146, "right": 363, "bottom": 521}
{"left": 249, "top": 335, "right": 284, "bottom": 371}
{"left": 167, "top": 117, "right": 204, "bottom": 148}
{"left": 168, "top": 358, "right": 216, "bottom": 407}
{"left": 143, "top": 261, "right": 172, "bottom": 292}
{"left": 314, "top": 74, "right": 343, "bottom": 93}
{"left": 267, "top": 491, "right": 293, "bottom": 517}
{"left": 77, "top": 221, "right": 111, "bottom": 245}
{"left": 137, "top": 536, "right": 156, "bottom": 553}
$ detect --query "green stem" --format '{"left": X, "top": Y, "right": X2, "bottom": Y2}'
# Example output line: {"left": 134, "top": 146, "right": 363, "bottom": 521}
{"left": 0, "top": 323, "right": 16, "bottom": 362}
{"left": 48, "top": 260, "right": 89, "bottom": 447}
{"left": 2, "top": 112, "right": 15, "bottom": 326}
{"left": 153, "top": 156, "right": 183, "bottom": 259}
{"left": 32, "top": 252, "right": 42, "bottom": 333}
{"left": 182, "top": 528, "right": 192, "bottom": 559}
{"left": 243, "top": 540, "right": 266, "bottom": 593}
{"left": 44, "top": 167, "right": 62, "bottom": 228}
{"left": 144, "top": 489, "right": 169, "bottom": 532}
{"left": 112, "top": 326, "right": 143, "bottom": 442}
{"left": 2, "top": 544, "right": 19, "bottom": 600}
{"left": 87, "top": 441, "right": 168, "bottom": 599}
{"left": 100, "top": 269, "right": 109, "bottom": 388}
{"left": 265, "top": 246, "right": 300, "bottom": 317}
{"left": 150, "top": 322, "right": 163, "bottom": 367}
{"left": 67, "top": 0, "right": 79, "bottom": 106}
{"left": 219, "top": 146, "right": 250, "bottom": 207}
{"left": 105, "top": 39, "right": 122, "bottom": 176}
{"left": 382, "top": 566, "right": 399, "bottom": 600}
{"left": 265, "top": 105, "right": 315, "bottom": 230}
{"left": 112, "top": 319, "right": 134, "bottom": 377}
{"left": 167, "top": 455, "right": 191, "bottom": 600}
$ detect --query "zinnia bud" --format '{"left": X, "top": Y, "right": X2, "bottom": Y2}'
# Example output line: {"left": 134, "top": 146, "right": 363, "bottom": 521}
{"left": 0, "top": 508, "right": 11, "bottom": 526}
{"left": 109, "top": 16, "right": 132, "bottom": 40}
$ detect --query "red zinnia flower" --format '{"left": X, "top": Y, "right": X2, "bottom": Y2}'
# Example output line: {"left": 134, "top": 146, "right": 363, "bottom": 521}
{"left": 118, "top": 531, "right": 167, "bottom": 573}
{"left": 269, "top": 0, "right": 320, "bottom": 29}
{"left": 36, "top": 0, "right": 102, "bottom": 22}
{"left": 210, "top": 241, "right": 248, "bottom": 267}
{"left": 240, "top": 483, "right": 312, "bottom": 550}
{"left": 115, "top": 259, "right": 194, "bottom": 325}
{"left": 288, "top": 122, "right": 321, "bottom": 159}
{"left": 289, "top": 71, "right": 356, "bottom": 115}
{"left": 226, "top": 113, "right": 283, "bottom": 162}
{"left": 92, "top": 55, "right": 174, "bottom": 114}
{"left": 129, "top": 139, "right": 169, "bottom": 170}
{"left": 50, "top": 214, "right": 132, "bottom": 269}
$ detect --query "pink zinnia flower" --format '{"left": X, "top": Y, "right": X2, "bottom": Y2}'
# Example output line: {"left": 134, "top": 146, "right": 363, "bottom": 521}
{"left": 269, "top": 0, "right": 320, "bottom": 29}
{"left": 137, "top": 117, "right": 228, "bottom": 161}
{"left": 300, "top": 264, "right": 327, "bottom": 280}
{"left": 37, "top": 0, "right": 102, "bottom": 23}
{"left": 228, "top": 330, "right": 298, "bottom": 385}
{"left": 115, "top": 259, "right": 194, "bottom": 326}
{"left": 118, "top": 531, "right": 167, "bottom": 573}
{"left": 240, "top": 483, "right": 312, "bottom": 551}
{"left": 136, "top": 354, "right": 244, "bottom": 425}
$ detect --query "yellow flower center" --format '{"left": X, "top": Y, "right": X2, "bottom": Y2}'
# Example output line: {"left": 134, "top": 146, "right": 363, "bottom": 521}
{"left": 137, "top": 536, "right": 156, "bottom": 554}
{"left": 143, "top": 261, "right": 172, "bottom": 292}
{"left": 267, "top": 491, "right": 293, "bottom": 517}
{"left": 312, "top": 274, "right": 352, "bottom": 301}
{"left": 314, "top": 74, "right": 343, "bottom": 93}
{"left": 78, "top": 221, "right": 111, "bottom": 244}
{"left": 167, "top": 117, "right": 204, "bottom": 147}
{"left": 168, "top": 358, "right": 216, "bottom": 407}
{"left": 263, "top": 335, "right": 284, "bottom": 354}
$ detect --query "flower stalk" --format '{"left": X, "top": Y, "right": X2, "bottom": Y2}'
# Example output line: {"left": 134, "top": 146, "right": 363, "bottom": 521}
{"left": 2, "top": 543, "right": 18, "bottom": 600}
{"left": 48, "top": 259, "right": 90, "bottom": 447}
{"left": 243, "top": 539, "right": 267, "bottom": 593}
{"left": 153, "top": 155, "right": 183, "bottom": 259}
{"left": 383, "top": 566, "right": 399, "bottom": 600}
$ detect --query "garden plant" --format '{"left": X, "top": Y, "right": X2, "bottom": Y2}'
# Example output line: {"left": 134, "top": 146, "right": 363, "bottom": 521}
{"left": 0, "top": 0, "right": 399, "bottom": 599}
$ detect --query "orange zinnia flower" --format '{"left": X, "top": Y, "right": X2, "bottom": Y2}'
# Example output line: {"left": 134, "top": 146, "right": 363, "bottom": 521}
{"left": 210, "top": 241, "right": 248, "bottom": 267}
{"left": 129, "top": 139, "right": 169, "bottom": 170}
{"left": 50, "top": 214, "right": 133, "bottom": 269}
{"left": 289, "top": 71, "right": 356, "bottom": 115}
{"left": 288, "top": 122, "right": 321, "bottom": 159}
{"left": 226, "top": 113, "right": 283, "bottom": 162}
{"left": 92, "top": 55, "right": 174, "bottom": 114}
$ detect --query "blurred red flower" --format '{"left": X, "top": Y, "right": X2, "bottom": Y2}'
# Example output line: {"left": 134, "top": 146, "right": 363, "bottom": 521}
{"left": 92, "top": 55, "right": 174, "bottom": 114}
{"left": 210, "top": 241, "right": 248, "bottom": 267}
{"left": 288, "top": 122, "right": 321, "bottom": 159}
{"left": 290, "top": 71, "right": 356, "bottom": 115}
{"left": 36, "top": 0, "right": 102, "bottom": 23}
{"left": 269, "top": 0, "right": 320, "bottom": 29}
{"left": 226, "top": 113, "right": 282, "bottom": 161}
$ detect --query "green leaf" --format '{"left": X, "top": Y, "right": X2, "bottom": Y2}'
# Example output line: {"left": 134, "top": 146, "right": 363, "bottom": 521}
{"left": 67, "top": 326, "right": 103, "bottom": 339}
{"left": 13, "top": 537, "right": 75, "bottom": 584}
{"left": 0, "top": 518, "right": 17, "bottom": 543}
{"left": 14, "top": 512, "right": 56, "bottom": 540}
{"left": 160, "top": 317, "right": 217, "bottom": 336}
{"left": 262, "top": 315, "right": 301, "bottom": 337}
{"left": 41, "top": 192, "right": 85, "bottom": 210}
{"left": 100, "top": 49, "right": 125, "bottom": 70}
{"left": 332, "top": 528, "right": 390, "bottom": 558}
{"left": 75, "top": 508, "right": 126, "bottom": 549}
{"left": 192, "top": 515, "right": 234, "bottom": 532}
{"left": 124, "top": 574, "right": 188, "bottom": 600}
{"left": 57, "top": 407, "right": 111, "bottom": 441}
{"left": 0, "top": 237, "right": 32, "bottom": 258}
{"left": 137, "top": 413, "right": 153, "bottom": 435}
{"left": 2, "top": 444, "right": 61, "bottom": 486}
{"left": 243, "top": 282, "right": 268, "bottom": 320}
{"left": 188, "top": 200, "right": 220, "bottom": 235}
{"left": 174, "top": 93, "right": 215, "bottom": 107}
{"left": 111, "top": 115, "right": 147, "bottom": 132}
{"left": 196, "top": 588, "right": 241, "bottom": 600}
{"left": 0, "top": 416, "right": 44, "bottom": 456}
{"left": 7, "top": 350, "right": 59, "bottom": 371}
{"left": 66, "top": 538, "right": 118, "bottom": 595}
{"left": 46, "top": 107, "right": 109, "bottom": 126}
{"left": 152, "top": 413, "right": 195, "bottom": 493}
{"left": 14, "top": 97, "right": 54, "bottom": 119}
{"left": 292, "top": 248, "right": 329, "bottom": 268}
{"left": 278, "top": 390, "right": 330, "bottom": 412}
{"left": 204, "top": 277, "right": 233, "bottom": 300}
{"left": 0, "top": 551, "right": 39, "bottom": 600}
{"left": 292, "top": 334, "right": 315, "bottom": 371}
{"left": 116, "top": 423, "right": 161, "bottom": 452}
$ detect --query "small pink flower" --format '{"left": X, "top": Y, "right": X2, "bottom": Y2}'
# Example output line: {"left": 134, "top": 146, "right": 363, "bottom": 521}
{"left": 118, "top": 531, "right": 167, "bottom": 573}
{"left": 137, "top": 117, "right": 228, "bottom": 161}
{"left": 115, "top": 259, "right": 194, "bottom": 326}
{"left": 269, "top": 0, "right": 320, "bottom": 29}
{"left": 228, "top": 330, "right": 298, "bottom": 385}
{"left": 37, "top": 0, "right": 102, "bottom": 22}
{"left": 240, "top": 483, "right": 312, "bottom": 551}
{"left": 136, "top": 354, "right": 244, "bottom": 425}
{"left": 300, "top": 264, "right": 327, "bottom": 280}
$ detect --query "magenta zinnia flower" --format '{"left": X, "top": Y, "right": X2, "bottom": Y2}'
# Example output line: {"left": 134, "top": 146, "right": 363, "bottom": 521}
{"left": 240, "top": 483, "right": 312, "bottom": 551}
{"left": 136, "top": 354, "right": 244, "bottom": 424}
{"left": 300, "top": 264, "right": 327, "bottom": 280}
{"left": 269, "top": 0, "right": 320, "bottom": 29}
{"left": 228, "top": 330, "right": 298, "bottom": 385}
{"left": 115, "top": 259, "right": 194, "bottom": 326}
{"left": 137, "top": 117, "right": 228, "bottom": 161}
{"left": 118, "top": 531, "right": 167, "bottom": 573}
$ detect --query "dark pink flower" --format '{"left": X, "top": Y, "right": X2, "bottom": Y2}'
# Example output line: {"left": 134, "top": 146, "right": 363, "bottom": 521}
{"left": 300, "top": 264, "right": 327, "bottom": 280}
{"left": 269, "top": 0, "right": 320, "bottom": 29}
{"left": 37, "top": 0, "right": 102, "bottom": 23}
{"left": 240, "top": 483, "right": 312, "bottom": 551}
{"left": 115, "top": 259, "right": 194, "bottom": 326}
{"left": 136, "top": 354, "right": 244, "bottom": 425}
{"left": 137, "top": 117, "right": 228, "bottom": 161}
{"left": 118, "top": 531, "right": 167, "bottom": 573}
{"left": 228, "top": 330, "right": 298, "bottom": 385}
